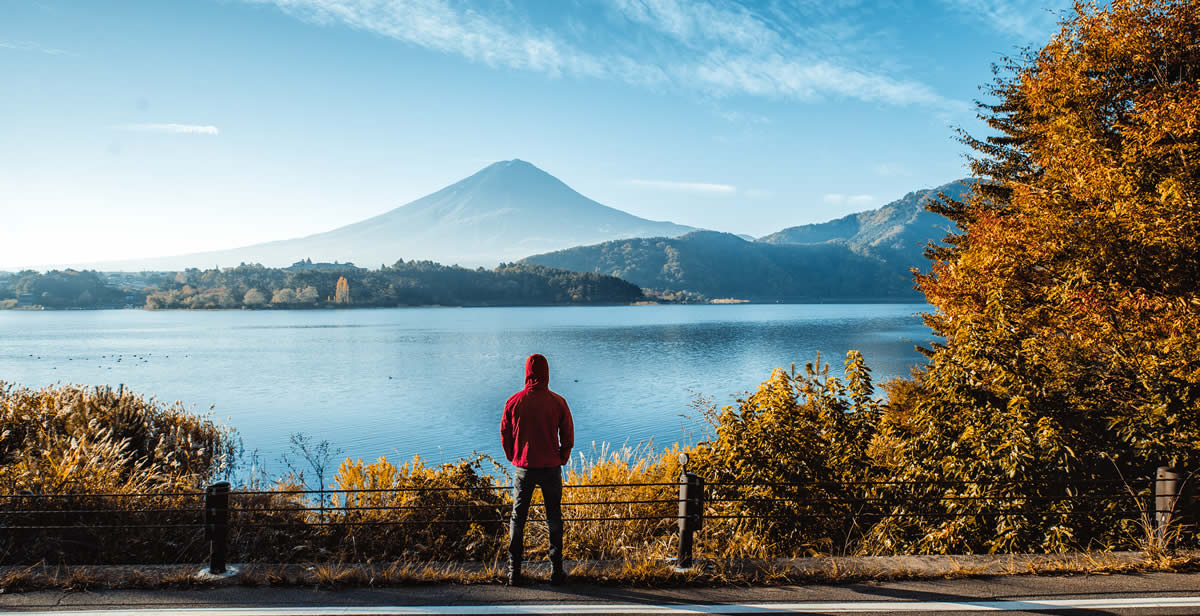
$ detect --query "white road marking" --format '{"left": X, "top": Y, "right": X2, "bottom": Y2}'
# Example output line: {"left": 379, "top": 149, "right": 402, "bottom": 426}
{"left": 22, "top": 596, "right": 1200, "bottom": 615}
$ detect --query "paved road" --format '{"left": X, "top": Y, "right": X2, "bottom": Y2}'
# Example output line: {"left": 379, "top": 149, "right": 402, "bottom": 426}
{"left": 3, "top": 572, "right": 1200, "bottom": 614}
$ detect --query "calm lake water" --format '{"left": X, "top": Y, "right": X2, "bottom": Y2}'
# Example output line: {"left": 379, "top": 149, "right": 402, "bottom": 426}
{"left": 0, "top": 304, "right": 933, "bottom": 472}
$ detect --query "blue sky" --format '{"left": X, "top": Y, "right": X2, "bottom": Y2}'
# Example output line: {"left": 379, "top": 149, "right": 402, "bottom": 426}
{"left": 0, "top": 0, "right": 1070, "bottom": 268}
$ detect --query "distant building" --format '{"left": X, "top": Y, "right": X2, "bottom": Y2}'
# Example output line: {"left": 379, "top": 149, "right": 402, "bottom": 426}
{"left": 103, "top": 272, "right": 153, "bottom": 290}
{"left": 286, "top": 259, "right": 359, "bottom": 271}
{"left": 17, "top": 293, "right": 35, "bottom": 306}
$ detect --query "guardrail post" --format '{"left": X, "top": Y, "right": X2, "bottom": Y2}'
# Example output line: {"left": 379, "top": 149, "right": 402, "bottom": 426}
{"left": 676, "top": 456, "right": 704, "bottom": 570}
{"left": 1156, "top": 467, "right": 1182, "bottom": 545}
{"left": 205, "top": 481, "right": 231, "bottom": 574}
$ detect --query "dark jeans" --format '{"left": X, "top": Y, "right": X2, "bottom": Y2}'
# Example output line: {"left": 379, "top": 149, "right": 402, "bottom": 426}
{"left": 509, "top": 466, "right": 563, "bottom": 563}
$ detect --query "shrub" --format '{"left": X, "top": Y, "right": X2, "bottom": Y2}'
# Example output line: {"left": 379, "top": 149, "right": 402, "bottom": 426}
{"left": 688, "top": 352, "right": 884, "bottom": 556}
{"left": 0, "top": 382, "right": 237, "bottom": 494}
{"left": 0, "top": 382, "right": 239, "bottom": 564}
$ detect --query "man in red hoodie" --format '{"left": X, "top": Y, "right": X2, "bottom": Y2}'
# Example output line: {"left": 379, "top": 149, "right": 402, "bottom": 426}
{"left": 501, "top": 353, "right": 574, "bottom": 586}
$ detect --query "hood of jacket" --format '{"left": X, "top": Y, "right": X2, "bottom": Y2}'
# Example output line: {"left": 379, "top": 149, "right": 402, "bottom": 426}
{"left": 524, "top": 353, "right": 549, "bottom": 389}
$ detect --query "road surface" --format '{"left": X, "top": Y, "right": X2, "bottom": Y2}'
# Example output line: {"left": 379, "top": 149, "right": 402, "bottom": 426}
{"left": 3, "top": 571, "right": 1200, "bottom": 614}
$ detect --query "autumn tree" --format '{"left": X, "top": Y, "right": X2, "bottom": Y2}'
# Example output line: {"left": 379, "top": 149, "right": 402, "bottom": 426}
{"left": 242, "top": 288, "right": 267, "bottom": 307}
{"left": 334, "top": 276, "right": 351, "bottom": 304}
{"left": 271, "top": 288, "right": 297, "bottom": 305}
{"left": 297, "top": 285, "right": 320, "bottom": 304}
{"left": 877, "top": 0, "right": 1200, "bottom": 552}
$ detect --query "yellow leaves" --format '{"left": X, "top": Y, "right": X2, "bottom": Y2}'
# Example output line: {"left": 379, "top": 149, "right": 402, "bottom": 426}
{"left": 0, "top": 381, "right": 236, "bottom": 495}
{"left": 914, "top": 0, "right": 1200, "bottom": 517}
{"left": 335, "top": 456, "right": 400, "bottom": 495}
{"left": 334, "top": 276, "right": 351, "bottom": 304}
{"left": 689, "top": 352, "right": 887, "bottom": 555}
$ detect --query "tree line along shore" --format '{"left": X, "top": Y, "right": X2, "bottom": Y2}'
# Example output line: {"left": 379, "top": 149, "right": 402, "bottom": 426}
{"left": 0, "top": 260, "right": 645, "bottom": 310}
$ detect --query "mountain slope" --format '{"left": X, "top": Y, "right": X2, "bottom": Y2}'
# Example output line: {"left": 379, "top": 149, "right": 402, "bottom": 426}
{"left": 758, "top": 179, "right": 973, "bottom": 264}
{"left": 84, "top": 160, "right": 695, "bottom": 271}
{"left": 521, "top": 231, "right": 920, "bottom": 301}
{"left": 521, "top": 179, "right": 975, "bottom": 301}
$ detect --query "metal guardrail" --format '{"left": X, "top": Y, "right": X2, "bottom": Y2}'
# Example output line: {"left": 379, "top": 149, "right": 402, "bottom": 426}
{"left": 0, "top": 465, "right": 1188, "bottom": 573}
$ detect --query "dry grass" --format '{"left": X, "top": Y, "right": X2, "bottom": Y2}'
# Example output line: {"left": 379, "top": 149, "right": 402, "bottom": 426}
{"left": 0, "top": 381, "right": 236, "bottom": 495}
{"left": 0, "top": 382, "right": 238, "bottom": 566}
{"left": 4, "top": 552, "right": 1198, "bottom": 593}
{"left": 224, "top": 443, "right": 687, "bottom": 566}
{"left": 552, "top": 443, "right": 683, "bottom": 561}
{"left": 1, "top": 382, "right": 1192, "bottom": 574}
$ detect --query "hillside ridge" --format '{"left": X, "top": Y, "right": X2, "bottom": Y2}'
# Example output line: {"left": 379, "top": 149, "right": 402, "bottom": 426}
{"left": 521, "top": 179, "right": 975, "bottom": 300}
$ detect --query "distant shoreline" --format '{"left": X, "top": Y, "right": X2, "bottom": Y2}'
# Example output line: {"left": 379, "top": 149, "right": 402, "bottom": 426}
{"left": 1, "top": 299, "right": 927, "bottom": 313}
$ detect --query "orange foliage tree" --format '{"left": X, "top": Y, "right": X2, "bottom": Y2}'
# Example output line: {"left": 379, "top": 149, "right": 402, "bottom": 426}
{"left": 334, "top": 276, "right": 351, "bottom": 304}
{"left": 872, "top": 0, "right": 1200, "bottom": 552}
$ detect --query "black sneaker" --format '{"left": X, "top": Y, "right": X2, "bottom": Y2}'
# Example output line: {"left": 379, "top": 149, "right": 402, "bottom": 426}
{"left": 550, "top": 567, "right": 567, "bottom": 586}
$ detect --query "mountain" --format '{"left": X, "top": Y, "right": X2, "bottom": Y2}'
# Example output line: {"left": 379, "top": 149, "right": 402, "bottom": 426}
{"left": 757, "top": 179, "right": 973, "bottom": 264}
{"left": 521, "top": 179, "right": 974, "bottom": 301}
{"left": 80, "top": 160, "right": 695, "bottom": 271}
{"left": 521, "top": 230, "right": 920, "bottom": 301}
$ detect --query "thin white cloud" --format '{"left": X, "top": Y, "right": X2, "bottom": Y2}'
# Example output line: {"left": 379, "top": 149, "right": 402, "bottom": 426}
{"left": 872, "top": 162, "right": 910, "bottom": 177}
{"left": 689, "top": 55, "right": 946, "bottom": 106}
{"left": 117, "top": 123, "right": 220, "bottom": 135}
{"left": 244, "top": 0, "right": 964, "bottom": 110}
{"left": 717, "top": 110, "right": 771, "bottom": 125}
{"left": 938, "top": 0, "right": 1068, "bottom": 40}
{"left": 824, "top": 193, "right": 875, "bottom": 206}
{"left": 628, "top": 179, "right": 737, "bottom": 194}
{"left": 609, "top": 0, "right": 950, "bottom": 106}
{"left": 247, "top": 0, "right": 606, "bottom": 78}
{"left": 610, "top": 0, "right": 780, "bottom": 53}
{"left": 0, "top": 40, "right": 75, "bottom": 56}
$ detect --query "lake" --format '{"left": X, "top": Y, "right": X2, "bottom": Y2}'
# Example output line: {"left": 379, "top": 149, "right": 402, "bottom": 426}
{"left": 0, "top": 304, "right": 934, "bottom": 474}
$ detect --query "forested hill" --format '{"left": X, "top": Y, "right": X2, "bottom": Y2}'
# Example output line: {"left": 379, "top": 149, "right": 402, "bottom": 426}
{"left": 521, "top": 180, "right": 972, "bottom": 301}
{"left": 520, "top": 231, "right": 919, "bottom": 302}
{"left": 758, "top": 179, "right": 972, "bottom": 265}
{"left": 0, "top": 269, "right": 138, "bottom": 309}
{"left": 144, "top": 261, "right": 643, "bottom": 309}
{"left": 0, "top": 261, "right": 644, "bottom": 309}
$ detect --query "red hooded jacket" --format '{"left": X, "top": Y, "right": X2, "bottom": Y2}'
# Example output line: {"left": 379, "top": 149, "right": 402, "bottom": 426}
{"left": 501, "top": 354, "right": 574, "bottom": 468}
